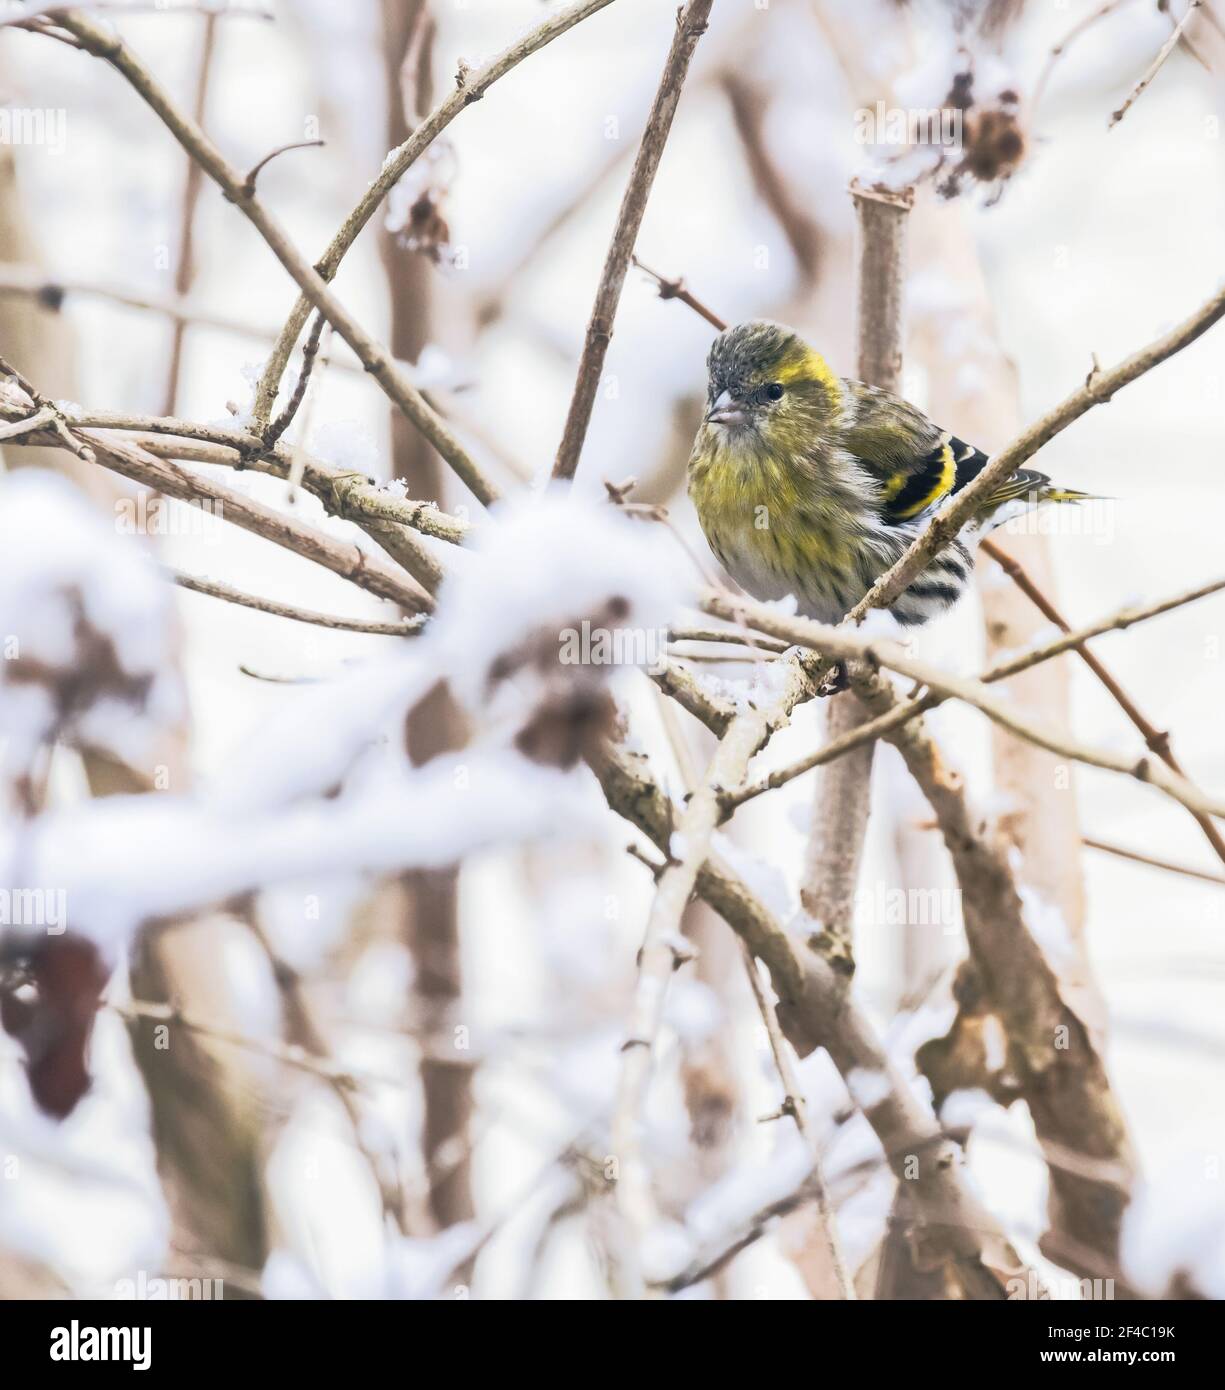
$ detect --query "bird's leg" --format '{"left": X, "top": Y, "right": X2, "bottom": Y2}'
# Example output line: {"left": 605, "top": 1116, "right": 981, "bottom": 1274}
{"left": 817, "top": 660, "right": 850, "bottom": 697}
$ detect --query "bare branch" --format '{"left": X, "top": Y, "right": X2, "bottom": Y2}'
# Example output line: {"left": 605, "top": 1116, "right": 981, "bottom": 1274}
{"left": 730, "top": 572, "right": 1225, "bottom": 807}
{"left": 1110, "top": 0, "right": 1203, "bottom": 128}
{"left": 552, "top": 0, "right": 714, "bottom": 481}
{"left": 251, "top": 0, "right": 621, "bottom": 426}
{"left": 0, "top": 1, "right": 273, "bottom": 33}
{"left": 631, "top": 254, "right": 727, "bottom": 331}
{"left": 0, "top": 353, "right": 94, "bottom": 460}
{"left": 846, "top": 277, "right": 1225, "bottom": 623}
{"left": 160, "top": 9, "right": 216, "bottom": 417}
{"left": 169, "top": 570, "right": 426, "bottom": 636}
{"left": 263, "top": 310, "right": 325, "bottom": 448}
{"left": 666, "top": 624, "right": 788, "bottom": 654}
{"left": 980, "top": 536, "right": 1225, "bottom": 868}
{"left": 241, "top": 138, "right": 326, "bottom": 198}
{"left": 611, "top": 647, "right": 810, "bottom": 1289}
{"left": 81, "top": 415, "right": 470, "bottom": 548}
{"left": 1029, "top": 0, "right": 1130, "bottom": 125}
{"left": 591, "top": 732, "right": 1033, "bottom": 1298}
{"left": 741, "top": 945, "right": 853, "bottom": 1298}
{"left": 0, "top": 378, "right": 434, "bottom": 612}
{"left": 800, "top": 185, "right": 910, "bottom": 975}
{"left": 654, "top": 1165, "right": 837, "bottom": 1295}
{"left": 703, "top": 589, "right": 1225, "bottom": 823}
{"left": 647, "top": 657, "right": 737, "bottom": 736}
{"left": 56, "top": 10, "right": 501, "bottom": 507}
{"left": 1082, "top": 836, "right": 1225, "bottom": 887}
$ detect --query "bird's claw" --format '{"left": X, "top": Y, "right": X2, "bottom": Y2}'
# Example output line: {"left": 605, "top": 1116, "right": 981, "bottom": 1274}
{"left": 817, "top": 661, "right": 850, "bottom": 697}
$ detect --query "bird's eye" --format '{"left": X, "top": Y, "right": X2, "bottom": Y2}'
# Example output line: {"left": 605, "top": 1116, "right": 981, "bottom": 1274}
{"left": 765, "top": 383, "right": 784, "bottom": 402}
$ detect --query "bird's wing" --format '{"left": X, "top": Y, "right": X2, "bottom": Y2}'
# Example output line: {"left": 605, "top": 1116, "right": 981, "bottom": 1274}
{"left": 839, "top": 380, "right": 1052, "bottom": 523}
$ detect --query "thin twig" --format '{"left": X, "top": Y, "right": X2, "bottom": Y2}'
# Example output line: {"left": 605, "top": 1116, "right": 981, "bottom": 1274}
{"left": 169, "top": 569, "right": 426, "bottom": 636}
{"left": 57, "top": 10, "right": 501, "bottom": 508}
{"left": 631, "top": 254, "right": 727, "bottom": 331}
{"left": 702, "top": 589, "right": 1225, "bottom": 824}
{"left": 241, "top": 138, "right": 325, "bottom": 197}
{"left": 1082, "top": 836, "right": 1225, "bottom": 887}
{"left": 1030, "top": 0, "right": 1131, "bottom": 125}
{"left": 667, "top": 624, "right": 789, "bottom": 653}
{"left": 1110, "top": 0, "right": 1203, "bottom": 128}
{"left": 552, "top": 0, "right": 714, "bottom": 481}
{"left": 729, "top": 572, "right": 1225, "bottom": 807}
{"left": 160, "top": 11, "right": 217, "bottom": 418}
{"left": 264, "top": 309, "right": 325, "bottom": 448}
{"left": 980, "top": 536, "right": 1225, "bottom": 868}
{"left": 0, "top": 353, "right": 94, "bottom": 460}
{"left": 740, "top": 944, "right": 854, "bottom": 1298}
{"left": 0, "top": 261, "right": 281, "bottom": 338}
{"left": 250, "top": 0, "right": 620, "bottom": 427}
{"left": 846, "top": 277, "right": 1225, "bottom": 623}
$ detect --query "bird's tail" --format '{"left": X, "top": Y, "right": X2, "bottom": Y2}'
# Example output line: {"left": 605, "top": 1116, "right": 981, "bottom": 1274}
{"left": 1042, "top": 485, "right": 1103, "bottom": 504}
{"left": 983, "top": 468, "right": 1105, "bottom": 510}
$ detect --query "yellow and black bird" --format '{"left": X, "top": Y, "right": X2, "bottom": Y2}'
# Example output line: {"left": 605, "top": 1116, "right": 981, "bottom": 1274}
{"left": 688, "top": 320, "right": 1093, "bottom": 626}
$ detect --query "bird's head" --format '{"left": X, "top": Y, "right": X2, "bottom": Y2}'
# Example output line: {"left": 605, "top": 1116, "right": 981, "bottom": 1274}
{"left": 702, "top": 320, "right": 839, "bottom": 445}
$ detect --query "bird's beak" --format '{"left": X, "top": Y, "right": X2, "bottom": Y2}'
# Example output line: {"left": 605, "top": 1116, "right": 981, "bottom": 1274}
{"left": 705, "top": 388, "right": 745, "bottom": 427}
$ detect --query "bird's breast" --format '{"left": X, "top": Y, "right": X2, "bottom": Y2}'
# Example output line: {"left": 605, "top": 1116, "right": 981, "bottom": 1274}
{"left": 689, "top": 448, "right": 870, "bottom": 622}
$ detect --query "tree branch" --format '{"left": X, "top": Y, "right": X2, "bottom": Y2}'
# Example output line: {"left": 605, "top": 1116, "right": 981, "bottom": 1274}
{"left": 169, "top": 570, "right": 426, "bottom": 636}
{"left": 728, "top": 572, "right": 1225, "bottom": 808}
{"left": 0, "top": 376, "right": 433, "bottom": 611}
{"left": 611, "top": 647, "right": 811, "bottom": 1289}
{"left": 591, "top": 731, "right": 1033, "bottom": 1297}
{"left": 57, "top": 10, "right": 501, "bottom": 507}
{"left": 800, "top": 185, "right": 910, "bottom": 976}
{"left": 847, "top": 662, "right": 1135, "bottom": 1272}
{"left": 250, "top": 0, "right": 620, "bottom": 426}
{"left": 846, "top": 276, "right": 1225, "bottom": 623}
{"left": 703, "top": 590, "right": 1225, "bottom": 823}
{"left": 1110, "top": 0, "right": 1202, "bottom": 128}
{"left": 741, "top": 943, "right": 853, "bottom": 1298}
{"left": 980, "top": 535, "right": 1225, "bottom": 868}
{"left": 552, "top": 0, "right": 714, "bottom": 481}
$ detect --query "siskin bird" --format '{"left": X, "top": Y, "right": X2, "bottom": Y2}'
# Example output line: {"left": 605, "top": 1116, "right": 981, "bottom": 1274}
{"left": 688, "top": 319, "right": 1095, "bottom": 628}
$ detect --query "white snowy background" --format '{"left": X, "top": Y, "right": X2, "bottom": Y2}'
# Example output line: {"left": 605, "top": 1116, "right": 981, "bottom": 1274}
{"left": 0, "top": 0, "right": 1222, "bottom": 1300}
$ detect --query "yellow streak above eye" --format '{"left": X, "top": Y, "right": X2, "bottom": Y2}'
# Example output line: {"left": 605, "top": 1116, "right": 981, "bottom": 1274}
{"left": 775, "top": 345, "right": 839, "bottom": 396}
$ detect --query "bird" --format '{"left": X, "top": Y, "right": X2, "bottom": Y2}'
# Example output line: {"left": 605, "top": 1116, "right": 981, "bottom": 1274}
{"left": 687, "top": 319, "right": 1095, "bottom": 629}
